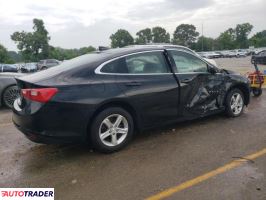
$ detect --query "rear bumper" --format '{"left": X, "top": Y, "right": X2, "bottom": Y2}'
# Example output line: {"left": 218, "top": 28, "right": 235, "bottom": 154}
{"left": 12, "top": 100, "right": 93, "bottom": 144}
{"left": 13, "top": 120, "right": 81, "bottom": 144}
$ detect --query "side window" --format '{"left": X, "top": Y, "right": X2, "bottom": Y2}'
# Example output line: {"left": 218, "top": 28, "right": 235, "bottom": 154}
{"left": 125, "top": 52, "right": 169, "bottom": 74}
{"left": 169, "top": 51, "right": 208, "bottom": 73}
{"left": 101, "top": 57, "right": 128, "bottom": 73}
{"left": 100, "top": 52, "right": 169, "bottom": 74}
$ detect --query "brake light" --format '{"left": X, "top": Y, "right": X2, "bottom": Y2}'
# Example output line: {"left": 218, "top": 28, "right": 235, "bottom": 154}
{"left": 21, "top": 88, "right": 58, "bottom": 103}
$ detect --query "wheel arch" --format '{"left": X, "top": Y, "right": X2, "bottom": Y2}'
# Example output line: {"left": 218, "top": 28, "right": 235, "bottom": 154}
{"left": 87, "top": 100, "right": 141, "bottom": 136}
{"left": 225, "top": 83, "right": 250, "bottom": 105}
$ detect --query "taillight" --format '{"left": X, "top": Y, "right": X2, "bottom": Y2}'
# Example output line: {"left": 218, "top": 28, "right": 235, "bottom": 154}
{"left": 21, "top": 88, "right": 58, "bottom": 103}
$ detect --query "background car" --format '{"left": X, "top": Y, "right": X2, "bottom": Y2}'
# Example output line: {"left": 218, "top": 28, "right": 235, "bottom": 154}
{"left": 0, "top": 64, "right": 18, "bottom": 73}
{"left": 251, "top": 50, "right": 266, "bottom": 64}
{"left": 0, "top": 73, "right": 24, "bottom": 108}
{"left": 13, "top": 45, "right": 250, "bottom": 153}
{"left": 37, "top": 59, "right": 61, "bottom": 70}
{"left": 19, "top": 63, "right": 38, "bottom": 73}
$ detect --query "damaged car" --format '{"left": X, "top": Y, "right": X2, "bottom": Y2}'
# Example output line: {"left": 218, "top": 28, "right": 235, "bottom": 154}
{"left": 13, "top": 45, "right": 250, "bottom": 153}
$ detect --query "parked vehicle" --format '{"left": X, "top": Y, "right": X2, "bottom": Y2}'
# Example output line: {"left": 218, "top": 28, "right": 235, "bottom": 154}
{"left": 235, "top": 50, "right": 247, "bottom": 57}
{"left": 0, "top": 64, "right": 18, "bottom": 73}
{"left": 0, "top": 73, "right": 24, "bottom": 108}
{"left": 13, "top": 45, "right": 250, "bottom": 153}
{"left": 37, "top": 59, "right": 61, "bottom": 70}
{"left": 251, "top": 50, "right": 266, "bottom": 64}
{"left": 19, "top": 63, "right": 38, "bottom": 73}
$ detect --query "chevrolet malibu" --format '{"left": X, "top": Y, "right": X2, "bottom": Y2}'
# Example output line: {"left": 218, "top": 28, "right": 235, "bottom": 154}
{"left": 13, "top": 45, "right": 250, "bottom": 153}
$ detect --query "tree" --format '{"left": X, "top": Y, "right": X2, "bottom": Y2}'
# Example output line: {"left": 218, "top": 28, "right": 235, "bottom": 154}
{"left": 249, "top": 30, "right": 266, "bottom": 48}
{"left": 172, "top": 24, "right": 199, "bottom": 48}
{"left": 135, "top": 28, "right": 152, "bottom": 44}
{"left": 11, "top": 18, "right": 50, "bottom": 61}
{"left": 151, "top": 27, "right": 170, "bottom": 43}
{"left": 49, "top": 46, "right": 96, "bottom": 60}
{"left": 0, "top": 44, "right": 14, "bottom": 63}
{"left": 110, "top": 29, "right": 134, "bottom": 48}
{"left": 216, "top": 28, "right": 236, "bottom": 50}
{"left": 194, "top": 36, "right": 215, "bottom": 51}
{"left": 235, "top": 23, "right": 253, "bottom": 48}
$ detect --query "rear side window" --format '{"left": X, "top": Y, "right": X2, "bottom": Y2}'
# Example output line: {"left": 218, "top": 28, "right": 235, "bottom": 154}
{"left": 100, "top": 52, "right": 169, "bottom": 74}
{"left": 169, "top": 50, "right": 208, "bottom": 73}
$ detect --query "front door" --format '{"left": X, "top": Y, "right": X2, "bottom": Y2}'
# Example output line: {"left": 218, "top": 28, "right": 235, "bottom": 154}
{"left": 167, "top": 50, "right": 226, "bottom": 118}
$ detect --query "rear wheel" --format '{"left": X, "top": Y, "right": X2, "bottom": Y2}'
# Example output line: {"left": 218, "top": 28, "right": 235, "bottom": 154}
{"left": 90, "top": 107, "right": 134, "bottom": 153}
{"left": 225, "top": 88, "right": 244, "bottom": 117}
{"left": 2, "top": 85, "right": 19, "bottom": 109}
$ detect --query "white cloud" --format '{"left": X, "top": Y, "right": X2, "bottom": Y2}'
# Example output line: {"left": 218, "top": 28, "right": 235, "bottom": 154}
{"left": 0, "top": 0, "right": 265, "bottom": 50}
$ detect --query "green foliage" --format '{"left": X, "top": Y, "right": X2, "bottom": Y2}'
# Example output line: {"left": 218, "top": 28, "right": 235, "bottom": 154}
{"left": 0, "top": 43, "right": 14, "bottom": 64}
{"left": 110, "top": 29, "right": 134, "bottom": 48}
{"left": 49, "top": 46, "right": 96, "bottom": 60}
{"left": 249, "top": 30, "right": 266, "bottom": 48}
{"left": 11, "top": 18, "right": 50, "bottom": 62}
{"left": 8, "top": 51, "right": 22, "bottom": 62}
{"left": 194, "top": 36, "right": 216, "bottom": 51}
{"left": 151, "top": 27, "right": 170, "bottom": 43}
{"left": 235, "top": 23, "right": 253, "bottom": 48}
{"left": 172, "top": 24, "right": 199, "bottom": 48}
{"left": 216, "top": 28, "right": 236, "bottom": 50}
{"left": 135, "top": 28, "right": 152, "bottom": 44}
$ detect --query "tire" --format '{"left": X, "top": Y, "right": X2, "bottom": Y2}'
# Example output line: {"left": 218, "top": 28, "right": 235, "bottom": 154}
{"left": 41, "top": 66, "right": 48, "bottom": 70}
{"left": 252, "top": 88, "right": 262, "bottom": 97}
{"left": 2, "top": 85, "right": 19, "bottom": 109}
{"left": 90, "top": 107, "right": 134, "bottom": 153}
{"left": 225, "top": 88, "right": 245, "bottom": 117}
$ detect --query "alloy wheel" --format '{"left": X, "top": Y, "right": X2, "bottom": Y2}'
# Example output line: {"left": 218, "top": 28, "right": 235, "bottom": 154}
{"left": 230, "top": 93, "right": 243, "bottom": 115}
{"left": 3, "top": 86, "right": 19, "bottom": 108}
{"left": 99, "top": 114, "right": 129, "bottom": 147}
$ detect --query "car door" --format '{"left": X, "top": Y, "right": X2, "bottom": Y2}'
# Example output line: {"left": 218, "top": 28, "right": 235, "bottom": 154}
{"left": 99, "top": 50, "right": 180, "bottom": 128}
{"left": 167, "top": 50, "right": 226, "bottom": 118}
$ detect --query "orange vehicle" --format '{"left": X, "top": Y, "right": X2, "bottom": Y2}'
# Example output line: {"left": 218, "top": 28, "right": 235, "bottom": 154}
{"left": 247, "top": 62, "right": 264, "bottom": 96}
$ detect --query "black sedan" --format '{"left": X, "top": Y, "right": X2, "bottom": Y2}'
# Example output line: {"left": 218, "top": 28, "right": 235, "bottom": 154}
{"left": 251, "top": 50, "right": 266, "bottom": 64}
{"left": 13, "top": 45, "right": 250, "bottom": 153}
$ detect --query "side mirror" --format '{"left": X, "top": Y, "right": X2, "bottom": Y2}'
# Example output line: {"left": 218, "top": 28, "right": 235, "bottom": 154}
{"left": 208, "top": 66, "right": 217, "bottom": 74}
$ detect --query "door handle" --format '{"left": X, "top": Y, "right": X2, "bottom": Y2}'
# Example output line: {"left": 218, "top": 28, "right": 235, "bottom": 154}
{"left": 125, "top": 82, "right": 142, "bottom": 86}
{"left": 181, "top": 78, "right": 193, "bottom": 84}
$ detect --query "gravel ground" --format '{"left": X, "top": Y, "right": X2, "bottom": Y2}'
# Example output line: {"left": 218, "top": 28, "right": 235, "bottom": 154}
{"left": 214, "top": 56, "right": 266, "bottom": 75}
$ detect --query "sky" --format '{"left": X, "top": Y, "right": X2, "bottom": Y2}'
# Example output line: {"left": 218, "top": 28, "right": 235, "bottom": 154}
{"left": 0, "top": 0, "right": 265, "bottom": 51}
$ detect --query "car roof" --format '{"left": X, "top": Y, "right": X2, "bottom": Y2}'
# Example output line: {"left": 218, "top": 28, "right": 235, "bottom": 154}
{"left": 96, "top": 44, "right": 196, "bottom": 58}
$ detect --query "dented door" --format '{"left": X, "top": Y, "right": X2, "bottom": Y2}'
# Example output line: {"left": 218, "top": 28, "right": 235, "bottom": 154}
{"left": 167, "top": 50, "right": 226, "bottom": 118}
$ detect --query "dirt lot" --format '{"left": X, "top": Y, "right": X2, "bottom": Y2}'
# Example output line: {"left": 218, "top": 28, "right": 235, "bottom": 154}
{"left": 0, "top": 57, "right": 266, "bottom": 200}
{"left": 214, "top": 56, "right": 266, "bottom": 75}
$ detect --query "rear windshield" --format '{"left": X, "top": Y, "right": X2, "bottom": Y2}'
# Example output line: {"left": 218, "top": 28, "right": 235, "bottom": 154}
{"left": 19, "top": 53, "right": 108, "bottom": 83}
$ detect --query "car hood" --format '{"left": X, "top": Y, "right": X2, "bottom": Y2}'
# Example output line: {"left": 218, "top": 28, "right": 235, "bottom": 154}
{"left": 204, "top": 58, "right": 217, "bottom": 67}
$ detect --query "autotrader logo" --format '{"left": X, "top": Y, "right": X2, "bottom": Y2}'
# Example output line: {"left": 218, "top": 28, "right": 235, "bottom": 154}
{"left": 0, "top": 188, "right": 54, "bottom": 200}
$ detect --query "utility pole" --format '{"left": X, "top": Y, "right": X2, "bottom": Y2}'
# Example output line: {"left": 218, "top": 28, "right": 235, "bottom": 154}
{"left": 201, "top": 22, "right": 204, "bottom": 51}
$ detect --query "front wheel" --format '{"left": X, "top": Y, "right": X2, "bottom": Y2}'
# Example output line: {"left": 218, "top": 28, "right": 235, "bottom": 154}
{"left": 225, "top": 89, "right": 245, "bottom": 117}
{"left": 90, "top": 107, "right": 134, "bottom": 153}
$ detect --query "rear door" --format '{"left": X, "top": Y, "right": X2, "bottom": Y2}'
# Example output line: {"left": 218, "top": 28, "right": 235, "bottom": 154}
{"left": 98, "top": 50, "right": 180, "bottom": 128}
{"left": 167, "top": 50, "right": 226, "bottom": 118}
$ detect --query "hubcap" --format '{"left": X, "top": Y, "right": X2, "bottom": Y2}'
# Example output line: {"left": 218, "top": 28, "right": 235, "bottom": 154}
{"left": 99, "top": 114, "right": 128, "bottom": 147}
{"left": 230, "top": 93, "right": 243, "bottom": 115}
{"left": 3, "top": 86, "right": 19, "bottom": 108}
